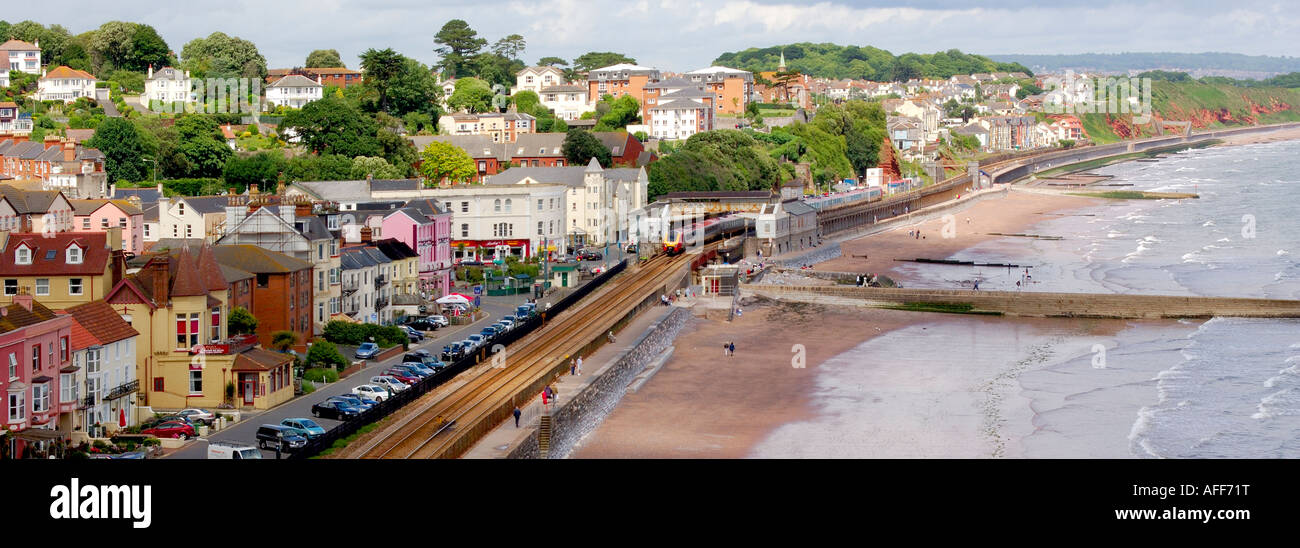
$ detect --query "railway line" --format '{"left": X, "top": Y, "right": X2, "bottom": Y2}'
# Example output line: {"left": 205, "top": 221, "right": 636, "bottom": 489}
{"left": 355, "top": 249, "right": 696, "bottom": 459}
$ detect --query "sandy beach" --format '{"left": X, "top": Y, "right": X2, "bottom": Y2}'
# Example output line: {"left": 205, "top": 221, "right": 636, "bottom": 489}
{"left": 1215, "top": 125, "right": 1300, "bottom": 146}
{"left": 816, "top": 190, "right": 1103, "bottom": 283}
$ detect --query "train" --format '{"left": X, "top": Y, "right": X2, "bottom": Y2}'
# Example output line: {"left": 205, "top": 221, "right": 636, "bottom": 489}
{"left": 661, "top": 214, "right": 748, "bottom": 255}
{"left": 802, "top": 186, "right": 884, "bottom": 211}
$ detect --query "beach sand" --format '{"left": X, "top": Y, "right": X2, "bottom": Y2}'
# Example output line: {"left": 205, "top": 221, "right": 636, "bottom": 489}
{"left": 1216, "top": 125, "right": 1300, "bottom": 146}
{"left": 816, "top": 190, "right": 1102, "bottom": 282}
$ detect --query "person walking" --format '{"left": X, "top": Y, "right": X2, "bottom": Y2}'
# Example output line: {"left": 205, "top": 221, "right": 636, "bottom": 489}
{"left": 724, "top": 342, "right": 730, "bottom": 356}
{"left": 571, "top": 359, "right": 577, "bottom": 376}
{"left": 729, "top": 342, "right": 736, "bottom": 356}
{"left": 513, "top": 407, "right": 522, "bottom": 428}
{"left": 576, "top": 356, "right": 583, "bottom": 375}
{"left": 541, "top": 387, "right": 549, "bottom": 405}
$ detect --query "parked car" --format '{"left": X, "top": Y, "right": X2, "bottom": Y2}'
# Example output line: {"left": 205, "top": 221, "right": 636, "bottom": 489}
{"left": 458, "top": 260, "right": 483, "bottom": 266}
{"left": 401, "top": 361, "right": 436, "bottom": 376}
{"left": 480, "top": 326, "right": 499, "bottom": 339}
{"left": 141, "top": 421, "right": 195, "bottom": 440}
{"left": 389, "top": 364, "right": 429, "bottom": 379}
{"left": 577, "top": 250, "right": 603, "bottom": 261}
{"left": 142, "top": 414, "right": 195, "bottom": 429}
{"left": 354, "top": 342, "right": 380, "bottom": 359}
{"left": 383, "top": 369, "right": 420, "bottom": 385}
{"left": 441, "top": 343, "right": 465, "bottom": 361}
{"left": 402, "top": 325, "right": 424, "bottom": 342}
{"left": 353, "top": 384, "right": 391, "bottom": 402}
{"left": 208, "top": 441, "right": 262, "bottom": 459}
{"left": 255, "top": 425, "right": 308, "bottom": 452}
{"left": 497, "top": 319, "right": 514, "bottom": 331}
{"left": 406, "top": 319, "right": 439, "bottom": 332}
{"left": 626, "top": 243, "right": 638, "bottom": 254}
{"left": 329, "top": 394, "right": 375, "bottom": 411}
{"left": 427, "top": 315, "right": 449, "bottom": 327}
{"left": 280, "top": 418, "right": 326, "bottom": 439}
{"left": 311, "top": 400, "right": 359, "bottom": 420}
{"left": 466, "top": 334, "right": 485, "bottom": 348}
{"left": 404, "top": 353, "right": 442, "bottom": 369}
{"left": 371, "top": 376, "right": 408, "bottom": 394}
{"left": 176, "top": 408, "right": 215, "bottom": 426}
{"left": 516, "top": 304, "right": 536, "bottom": 318}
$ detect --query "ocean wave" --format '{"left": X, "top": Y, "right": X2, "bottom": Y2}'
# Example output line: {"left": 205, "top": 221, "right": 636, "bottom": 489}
{"left": 1202, "top": 220, "right": 1216, "bottom": 227}
{"left": 1279, "top": 250, "right": 1290, "bottom": 256}
{"left": 1251, "top": 389, "right": 1293, "bottom": 420}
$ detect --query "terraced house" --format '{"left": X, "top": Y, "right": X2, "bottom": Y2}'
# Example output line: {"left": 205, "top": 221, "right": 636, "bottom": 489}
{"left": 64, "top": 299, "right": 140, "bottom": 436}
{"left": 0, "top": 231, "right": 125, "bottom": 310}
{"left": 0, "top": 296, "right": 72, "bottom": 457}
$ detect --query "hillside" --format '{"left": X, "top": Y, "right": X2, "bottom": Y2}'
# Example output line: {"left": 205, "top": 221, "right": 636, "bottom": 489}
{"left": 988, "top": 52, "right": 1300, "bottom": 76}
{"left": 1074, "top": 80, "right": 1300, "bottom": 143}
{"left": 712, "top": 44, "right": 1030, "bottom": 82}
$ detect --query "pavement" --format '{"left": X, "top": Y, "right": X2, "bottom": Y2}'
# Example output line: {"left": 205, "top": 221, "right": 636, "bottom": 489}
{"left": 463, "top": 298, "right": 688, "bottom": 458}
{"left": 165, "top": 288, "right": 575, "bottom": 459}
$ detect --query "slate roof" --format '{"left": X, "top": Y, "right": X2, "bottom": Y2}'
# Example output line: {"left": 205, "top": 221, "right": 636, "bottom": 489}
{"left": 211, "top": 245, "right": 313, "bottom": 274}
{"left": 486, "top": 166, "right": 586, "bottom": 187}
{"left": 0, "top": 301, "right": 60, "bottom": 335}
{"left": 387, "top": 207, "right": 433, "bottom": 225}
{"left": 371, "top": 238, "right": 419, "bottom": 260}
{"left": 369, "top": 179, "right": 422, "bottom": 192}
{"left": 66, "top": 300, "right": 138, "bottom": 345}
{"left": 400, "top": 198, "right": 446, "bottom": 218}
{"left": 233, "top": 347, "right": 294, "bottom": 372}
{"left": 179, "top": 196, "right": 230, "bottom": 215}
{"left": 782, "top": 199, "right": 816, "bottom": 216}
{"left": 146, "top": 67, "right": 187, "bottom": 81}
{"left": 268, "top": 74, "right": 322, "bottom": 88}
{"left": 112, "top": 187, "right": 162, "bottom": 204}
{"left": 219, "top": 263, "right": 255, "bottom": 284}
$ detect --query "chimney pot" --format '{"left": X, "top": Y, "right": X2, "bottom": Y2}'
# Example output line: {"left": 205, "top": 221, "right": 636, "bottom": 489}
{"left": 14, "top": 294, "right": 33, "bottom": 311}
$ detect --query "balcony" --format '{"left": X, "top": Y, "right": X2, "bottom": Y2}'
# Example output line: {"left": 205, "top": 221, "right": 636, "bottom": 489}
{"left": 342, "top": 280, "right": 358, "bottom": 296}
{"left": 105, "top": 379, "right": 139, "bottom": 401}
{"left": 80, "top": 395, "right": 95, "bottom": 409}
{"left": 391, "top": 294, "right": 423, "bottom": 306}
{"left": 374, "top": 275, "right": 387, "bottom": 289}
{"left": 374, "top": 296, "right": 390, "bottom": 310}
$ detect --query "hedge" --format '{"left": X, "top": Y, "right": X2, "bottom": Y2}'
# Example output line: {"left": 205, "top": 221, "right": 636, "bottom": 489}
{"left": 321, "top": 321, "right": 406, "bottom": 347}
{"left": 302, "top": 368, "right": 339, "bottom": 383}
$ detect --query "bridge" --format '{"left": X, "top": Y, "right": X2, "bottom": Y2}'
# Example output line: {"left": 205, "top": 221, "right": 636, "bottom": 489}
{"left": 743, "top": 284, "right": 1300, "bottom": 319}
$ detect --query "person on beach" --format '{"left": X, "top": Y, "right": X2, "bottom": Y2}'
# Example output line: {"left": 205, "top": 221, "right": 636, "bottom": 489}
{"left": 729, "top": 342, "right": 736, "bottom": 356}
{"left": 724, "top": 342, "right": 730, "bottom": 356}
{"left": 513, "top": 407, "right": 522, "bottom": 427}
{"left": 973, "top": 280, "right": 980, "bottom": 291}
{"left": 571, "top": 359, "right": 577, "bottom": 376}
{"left": 576, "top": 356, "right": 583, "bottom": 374}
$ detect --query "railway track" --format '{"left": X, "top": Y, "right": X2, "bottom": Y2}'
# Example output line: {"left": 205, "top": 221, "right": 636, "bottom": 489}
{"left": 356, "top": 250, "right": 694, "bottom": 459}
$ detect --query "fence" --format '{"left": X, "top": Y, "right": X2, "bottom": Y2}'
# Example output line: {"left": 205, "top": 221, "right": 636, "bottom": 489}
{"left": 289, "top": 259, "right": 629, "bottom": 459}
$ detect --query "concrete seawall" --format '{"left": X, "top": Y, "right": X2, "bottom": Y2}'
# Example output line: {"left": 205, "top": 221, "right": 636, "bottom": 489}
{"left": 743, "top": 284, "right": 1300, "bottom": 319}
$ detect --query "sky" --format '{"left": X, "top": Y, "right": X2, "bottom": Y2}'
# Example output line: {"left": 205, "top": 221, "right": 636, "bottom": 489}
{"left": 37, "top": 0, "right": 1300, "bottom": 72}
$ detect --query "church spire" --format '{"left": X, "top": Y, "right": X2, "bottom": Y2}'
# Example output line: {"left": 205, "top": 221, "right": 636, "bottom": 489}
{"left": 778, "top": 49, "right": 786, "bottom": 71}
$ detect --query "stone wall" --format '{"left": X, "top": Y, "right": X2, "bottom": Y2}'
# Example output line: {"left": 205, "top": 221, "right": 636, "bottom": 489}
{"left": 506, "top": 306, "right": 692, "bottom": 459}
{"left": 772, "top": 241, "right": 841, "bottom": 267}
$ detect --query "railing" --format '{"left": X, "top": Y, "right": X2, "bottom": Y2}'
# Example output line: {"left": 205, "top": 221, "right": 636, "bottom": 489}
{"left": 342, "top": 281, "right": 358, "bottom": 295}
{"left": 104, "top": 379, "right": 139, "bottom": 401}
{"left": 288, "top": 259, "right": 629, "bottom": 460}
{"left": 375, "top": 276, "right": 387, "bottom": 289}
{"left": 391, "top": 294, "right": 423, "bottom": 306}
{"left": 375, "top": 297, "right": 389, "bottom": 309}
{"left": 80, "top": 395, "right": 95, "bottom": 409}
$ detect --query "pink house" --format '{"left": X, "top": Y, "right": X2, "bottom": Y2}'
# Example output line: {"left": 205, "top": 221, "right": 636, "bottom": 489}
{"left": 1, "top": 296, "right": 73, "bottom": 458}
{"left": 70, "top": 199, "right": 144, "bottom": 254}
{"left": 384, "top": 199, "right": 453, "bottom": 298}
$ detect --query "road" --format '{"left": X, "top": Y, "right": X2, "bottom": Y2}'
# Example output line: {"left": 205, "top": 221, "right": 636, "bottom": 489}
{"left": 167, "top": 291, "right": 561, "bottom": 459}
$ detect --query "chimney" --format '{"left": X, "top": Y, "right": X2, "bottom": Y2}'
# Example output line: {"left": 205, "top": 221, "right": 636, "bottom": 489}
{"left": 148, "top": 65, "right": 153, "bottom": 79}
{"left": 63, "top": 140, "right": 76, "bottom": 162}
{"left": 185, "top": 70, "right": 190, "bottom": 79}
{"left": 156, "top": 182, "right": 163, "bottom": 194}
{"left": 143, "top": 258, "right": 170, "bottom": 304}
{"left": 295, "top": 200, "right": 313, "bottom": 218}
{"left": 360, "top": 226, "right": 373, "bottom": 243}
{"left": 14, "top": 294, "right": 33, "bottom": 312}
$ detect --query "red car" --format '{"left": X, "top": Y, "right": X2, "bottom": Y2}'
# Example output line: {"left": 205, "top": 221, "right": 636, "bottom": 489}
{"left": 141, "top": 421, "right": 196, "bottom": 440}
{"left": 383, "top": 369, "right": 420, "bottom": 384}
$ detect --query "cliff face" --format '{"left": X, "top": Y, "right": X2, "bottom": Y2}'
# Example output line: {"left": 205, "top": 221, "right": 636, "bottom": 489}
{"left": 1078, "top": 81, "right": 1300, "bottom": 142}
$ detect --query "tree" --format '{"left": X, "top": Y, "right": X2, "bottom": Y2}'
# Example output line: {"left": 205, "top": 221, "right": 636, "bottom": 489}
{"left": 87, "top": 118, "right": 155, "bottom": 183}
{"left": 223, "top": 150, "right": 286, "bottom": 189}
{"left": 227, "top": 306, "right": 259, "bottom": 335}
{"left": 593, "top": 95, "right": 640, "bottom": 131}
{"left": 573, "top": 51, "right": 636, "bottom": 73}
{"left": 447, "top": 77, "right": 494, "bottom": 113}
{"left": 433, "top": 19, "right": 487, "bottom": 78}
{"left": 385, "top": 57, "right": 441, "bottom": 117}
{"left": 492, "top": 34, "right": 527, "bottom": 60}
{"left": 350, "top": 156, "right": 406, "bottom": 179}
{"left": 180, "top": 32, "right": 267, "bottom": 80}
{"left": 128, "top": 24, "right": 172, "bottom": 72}
{"left": 305, "top": 49, "right": 345, "bottom": 68}
{"left": 305, "top": 340, "right": 348, "bottom": 370}
{"left": 281, "top": 97, "right": 382, "bottom": 157}
{"left": 537, "top": 56, "right": 567, "bottom": 67}
{"left": 419, "top": 141, "right": 476, "bottom": 184}
{"left": 270, "top": 331, "right": 298, "bottom": 351}
{"left": 562, "top": 129, "right": 612, "bottom": 168}
{"left": 359, "top": 48, "right": 404, "bottom": 113}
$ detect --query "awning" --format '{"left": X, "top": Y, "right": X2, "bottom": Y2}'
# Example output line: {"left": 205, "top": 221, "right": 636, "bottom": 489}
{"left": 32, "top": 375, "right": 53, "bottom": 384}
{"left": 10, "top": 428, "right": 62, "bottom": 441}
{"left": 60, "top": 364, "right": 81, "bottom": 374}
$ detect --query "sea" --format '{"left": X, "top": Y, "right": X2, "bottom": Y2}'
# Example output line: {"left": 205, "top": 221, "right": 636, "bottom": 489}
{"left": 752, "top": 139, "right": 1300, "bottom": 458}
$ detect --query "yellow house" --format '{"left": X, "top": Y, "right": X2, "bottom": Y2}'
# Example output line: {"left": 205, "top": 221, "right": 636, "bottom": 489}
{"left": 0, "top": 229, "right": 124, "bottom": 310}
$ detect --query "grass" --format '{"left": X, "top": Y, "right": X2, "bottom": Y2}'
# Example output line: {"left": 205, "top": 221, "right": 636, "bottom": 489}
{"left": 314, "top": 421, "right": 382, "bottom": 458}
{"left": 757, "top": 108, "right": 796, "bottom": 117}
{"left": 300, "top": 381, "right": 316, "bottom": 395}
{"left": 880, "top": 302, "right": 1003, "bottom": 315}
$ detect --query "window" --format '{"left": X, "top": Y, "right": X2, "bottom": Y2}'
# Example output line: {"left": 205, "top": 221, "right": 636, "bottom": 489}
{"left": 67, "top": 246, "right": 82, "bottom": 264}
{"left": 176, "top": 312, "right": 200, "bottom": 349}
{"left": 461, "top": 224, "right": 468, "bottom": 238}
{"left": 549, "top": 198, "right": 555, "bottom": 210}
{"left": 82, "top": 218, "right": 90, "bottom": 229}
{"left": 86, "top": 348, "right": 100, "bottom": 374}
{"left": 172, "top": 225, "right": 178, "bottom": 238}
{"left": 505, "top": 199, "right": 512, "bottom": 213}
{"left": 15, "top": 246, "right": 30, "bottom": 265}
{"left": 177, "top": 202, "right": 185, "bottom": 216}
{"left": 185, "top": 224, "right": 193, "bottom": 238}
{"left": 32, "top": 384, "right": 49, "bottom": 413}
{"left": 538, "top": 222, "right": 544, "bottom": 235}
{"left": 7, "top": 353, "right": 15, "bottom": 380}
{"left": 61, "top": 373, "right": 75, "bottom": 403}
{"left": 493, "top": 199, "right": 501, "bottom": 212}
{"left": 32, "top": 345, "right": 40, "bottom": 371}
{"left": 461, "top": 202, "right": 469, "bottom": 213}
{"left": 60, "top": 336, "right": 68, "bottom": 362}
{"left": 35, "top": 279, "right": 49, "bottom": 296}
{"left": 256, "top": 273, "right": 269, "bottom": 288}
{"left": 318, "top": 243, "right": 325, "bottom": 260}
{"left": 549, "top": 220, "right": 554, "bottom": 235}
{"left": 211, "top": 308, "right": 221, "bottom": 342}
{"left": 144, "top": 224, "right": 151, "bottom": 237}
{"left": 318, "top": 302, "right": 325, "bottom": 323}
{"left": 318, "top": 270, "right": 324, "bottom": 291}
{"left": 69, "top": 278, "right": 83, "bottom": 295}
{"left": 101, "top": 218, "right": 109, "bottom": 228}
{"left": 445, "top": 202, "right": 452, "bottom": 212}
{"left": 8, "top": 392, "right": 24, "bottom": 422}
{"left": 119, "top": 217, "right": 127, "bottom": 228}
{"left": 572, "top": 203, "right": 576, "bottom": 211}
{"left": 189, "top": 370, "right": 202, "bottom": 395}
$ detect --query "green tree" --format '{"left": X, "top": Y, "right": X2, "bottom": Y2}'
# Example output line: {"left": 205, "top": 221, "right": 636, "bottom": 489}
{"left": 385, "top": 57, "right": 441, "bottom": 117}
{"left": 537, "top": 56, "right": 567, "bottom": 67}
{"left": 419, "top": 141, "right": 476, "bottom": 184}
{"left": 270, "top": 330, "right": 298, "bottom": 351}
{"left": 359, "top": 48, "right": 404, "bottom": 113}
{"left": 281, "top": 97, "right": 382, "bottom": 157}
{"left": 222, "top": 151, "right": 285, "bottom": 189}
{"left": 573, "top": 51, "right": 636, "bottom": 73}
{"left": 128, "top": 24, "right": 172, "bottom": 72}
{"left": 492, "top": 34, "right": 527, "bottom": 60}
{"left": 305, "top": 49, "right": 345, "bottom": 68}
{"left": 227, "top": 307, "right": 259, "bottom": 335}
{"left": 350, "top": 156, "right": 406, "bottom": 179}
{"left": 305, "top": 340, "right": 348, "bottom": 370}
{"left": 562, "top": 129, "right": 612, "bottom": 168}
{"left": 433, "top": 19, "right": 487, "bottom": 78}
{"left": 447, "top": 77, "right": 494, "bottom": 113}
{"left": 180, "top": 32, "right": 267, "bottom": 80}
{"left": 87, "top": 118, "right": 155, "bottom": 183}
{"left": 593, "top": 95, "right": 640, "bottom": 131}
{"left": 285, "top": 154, "right": 354, "bottom": 181}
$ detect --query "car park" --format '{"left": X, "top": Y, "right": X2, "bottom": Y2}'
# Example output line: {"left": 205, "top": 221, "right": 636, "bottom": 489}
{"left": 466, "top": 334, "right": 485, "bottom": 348}
{"left": 280, "top": 418, "right": 326, "bottom": 438}
{"left": 383, "top": 369, "right": 421, "bottom": 385}
{"left": 329, "top": 394, "right": 375, "bottom": 411}
{"left": 371, "top": 376, "right": 407, "bottom": 394}
{"left": 480, "top": 326, "right": 498, "bottom": 339}
{"left": 311, "top": 400, "right": 359, "bottom": 420}
{"left": 354, "top": 342, "right": 380, "bottom": 359}
{"left": 255, "top": 425, "right": 308, "bottom": 452}
{"left": 177, "top": 408, "right": 215, "bottom": 425}
{"left": 141, "top": 421, "right": 195, "bottom": 439}
{"left": 208, "top": 442, "right": 262, "bottom": 459}
{"left": 404, "top": 353, "right": 443, "bottom": 369}
{"left": 389, "top": 364, "right": 429, "bottom": 379}
{"left": 441, "top": 343, "right": 465, "bottom": 361}
{"left": 402, "top": 325, "right": 424, "bottom": 342}
{"left": 428, "top": 315, "right": 449, "bottom": 327}
{"left": 406, "top": 319, "right": 438, "bottom": 332}
{"left": 353, "top": 384, "right": 391, "bottom": 402}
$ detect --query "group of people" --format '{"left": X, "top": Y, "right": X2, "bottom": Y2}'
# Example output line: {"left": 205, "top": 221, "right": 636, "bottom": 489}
{"left": 907, "top": 229, "right": 926, "bottom": 240}
{"left": 723, "top": 340, "right": 737, "bottom": 356}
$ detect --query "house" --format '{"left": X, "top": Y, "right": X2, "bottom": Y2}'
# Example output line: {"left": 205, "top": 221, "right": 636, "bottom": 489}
{"left": 591, "top": 131, "right": 650, "bottom": 167}
{"left": 648, "top": 95, "right": 715, "bottom": 141}
{"left": 0, "top": 296, "right": 73, "bottom": 455}
{"left": 35, "top": 66, "right": 97, "bottom": 103}
{"left": 507, "top": 132, "right": 570, "bottom": 168}
{"left": 587, "top": 63, "right": 662, "bottom": 119}
{"left": 0, "top": 138, "right": 106, "bottom": 196}
{"left": 64, "top": 299, "right": 140, "bottom": 436}
{"left": 368, "top": 238, "right": 422, "bottom": 315}
{"left": 216, "top": 191, "right": 337, "bottom": 336}
{"left": 423, "top": 183, "right": 568, "bottom": 261}
{"left": 537, "top": 85, "right": 591, "bottom": 120}
{"left": 0, "top": 185, "right": 74, "bottom": 233}
{"left": 382, "top": 200, "right": 452, "bottom": 298}
{"left": 230, "top": 348, "right": 295, "bottom": 410}
{"left": 437, "top": 111, "right": 535, "bottom": 143}
{"left": 893, "top": 101, "right": 941, "bottom": 142}
{"left": 345, "top": 244, "right": 396, "bottom": 324}
{"left": 483, "top": 159, "right": 648, "bottom": 249}
{"left": 144, "top": 66, "right": 194, "bottom": 107}
{"left": 887, "top": 117, "right": 924, "bottom": 152}
{"left": 1, "top": 39, "right": 41, "bottom": 75}
{"left": 339, "top": 245, "right": 379, "bottom": 323}
{"left": 266, "top": 67, "right": 363, "bottom": 88}
{"left": 0, "top": 231, "right": 125, "bottom": 310}
{"left": 0, "top": 102, "right": 33, "bottom": 136}
{"left": 513, "top": 66, "right": 568, "bottom": 96}
{"left": 266, "top": 74, "right": 324, "bottom": 109}
{"left": 1049, "top": 115, "right": 1084, "bottom": 141}
{"left": 156, "top": 194, "right": 230, "bottom": 242}
{"left": 70, "top": 199, "right": 145, "bottom": 254}
{"left": 208, "top": 245, "right": 315, "bottom": 351}
{"left": 685, "top": 66, "right": 753, "bottom": 115}
{"left": 952, "top": 122, "right": 990, "bottom": 150}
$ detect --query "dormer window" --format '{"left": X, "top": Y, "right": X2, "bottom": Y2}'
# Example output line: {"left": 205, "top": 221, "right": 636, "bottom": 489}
{"left": 15, "top": 245, "right": 31, "bottom": 265}
{"left": 67, "top": 245, "right": 83, "bottom": 264}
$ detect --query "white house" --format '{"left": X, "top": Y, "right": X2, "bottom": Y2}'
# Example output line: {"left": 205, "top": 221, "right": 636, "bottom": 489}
{"left": 537, "top": 85, "right": 591, "bottom": 120}
{"left": 66, "top": 300, "right": 139, "bottom": 432}
{"left": 1, "top": 39, "right": 41, "bottom": 75}
{"left": 144, "top": 66, "right": 194, "bottom": 106}
{"left": 513, "top": 66, "right": 567, "bottom": 96}
{"left": 35, "top": 66, "right": 97, "bottom": 103}
{"left": 649, "top": 97, "right": 713, "bottom": 141}
{"left": 894, "top": 101, "right": 941, "bottom": 143}
{"left": 266, "top": 74, "right": 324, "bottom": 109}
{"left": 426, "top": 183, "right": 568, "bottom": 261}
{"left": 484, "top": 159, "right": 649, "bottom": 248}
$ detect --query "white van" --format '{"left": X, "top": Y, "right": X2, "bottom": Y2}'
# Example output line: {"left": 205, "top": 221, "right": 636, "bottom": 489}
{"left": 207, "top": 441, "right": 263, "bottom": 459}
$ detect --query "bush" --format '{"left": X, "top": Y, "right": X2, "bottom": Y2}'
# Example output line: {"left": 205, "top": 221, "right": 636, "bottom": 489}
{"left": 302, "top": 368, "right": 340, "bottom": 383}
{"left": 322, "top": 321, "right": 407, "bottom": 347}
{"left": 301, "top": 381, "right": 316, "bottom": 395}
{"left": 306, "top": 340, "right": 348, "bottom": 370}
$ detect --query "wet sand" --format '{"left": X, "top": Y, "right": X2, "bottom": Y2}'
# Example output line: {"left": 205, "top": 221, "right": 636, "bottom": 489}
{"left": 817, "top": 191, "right": 1103, "bottom": 282}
